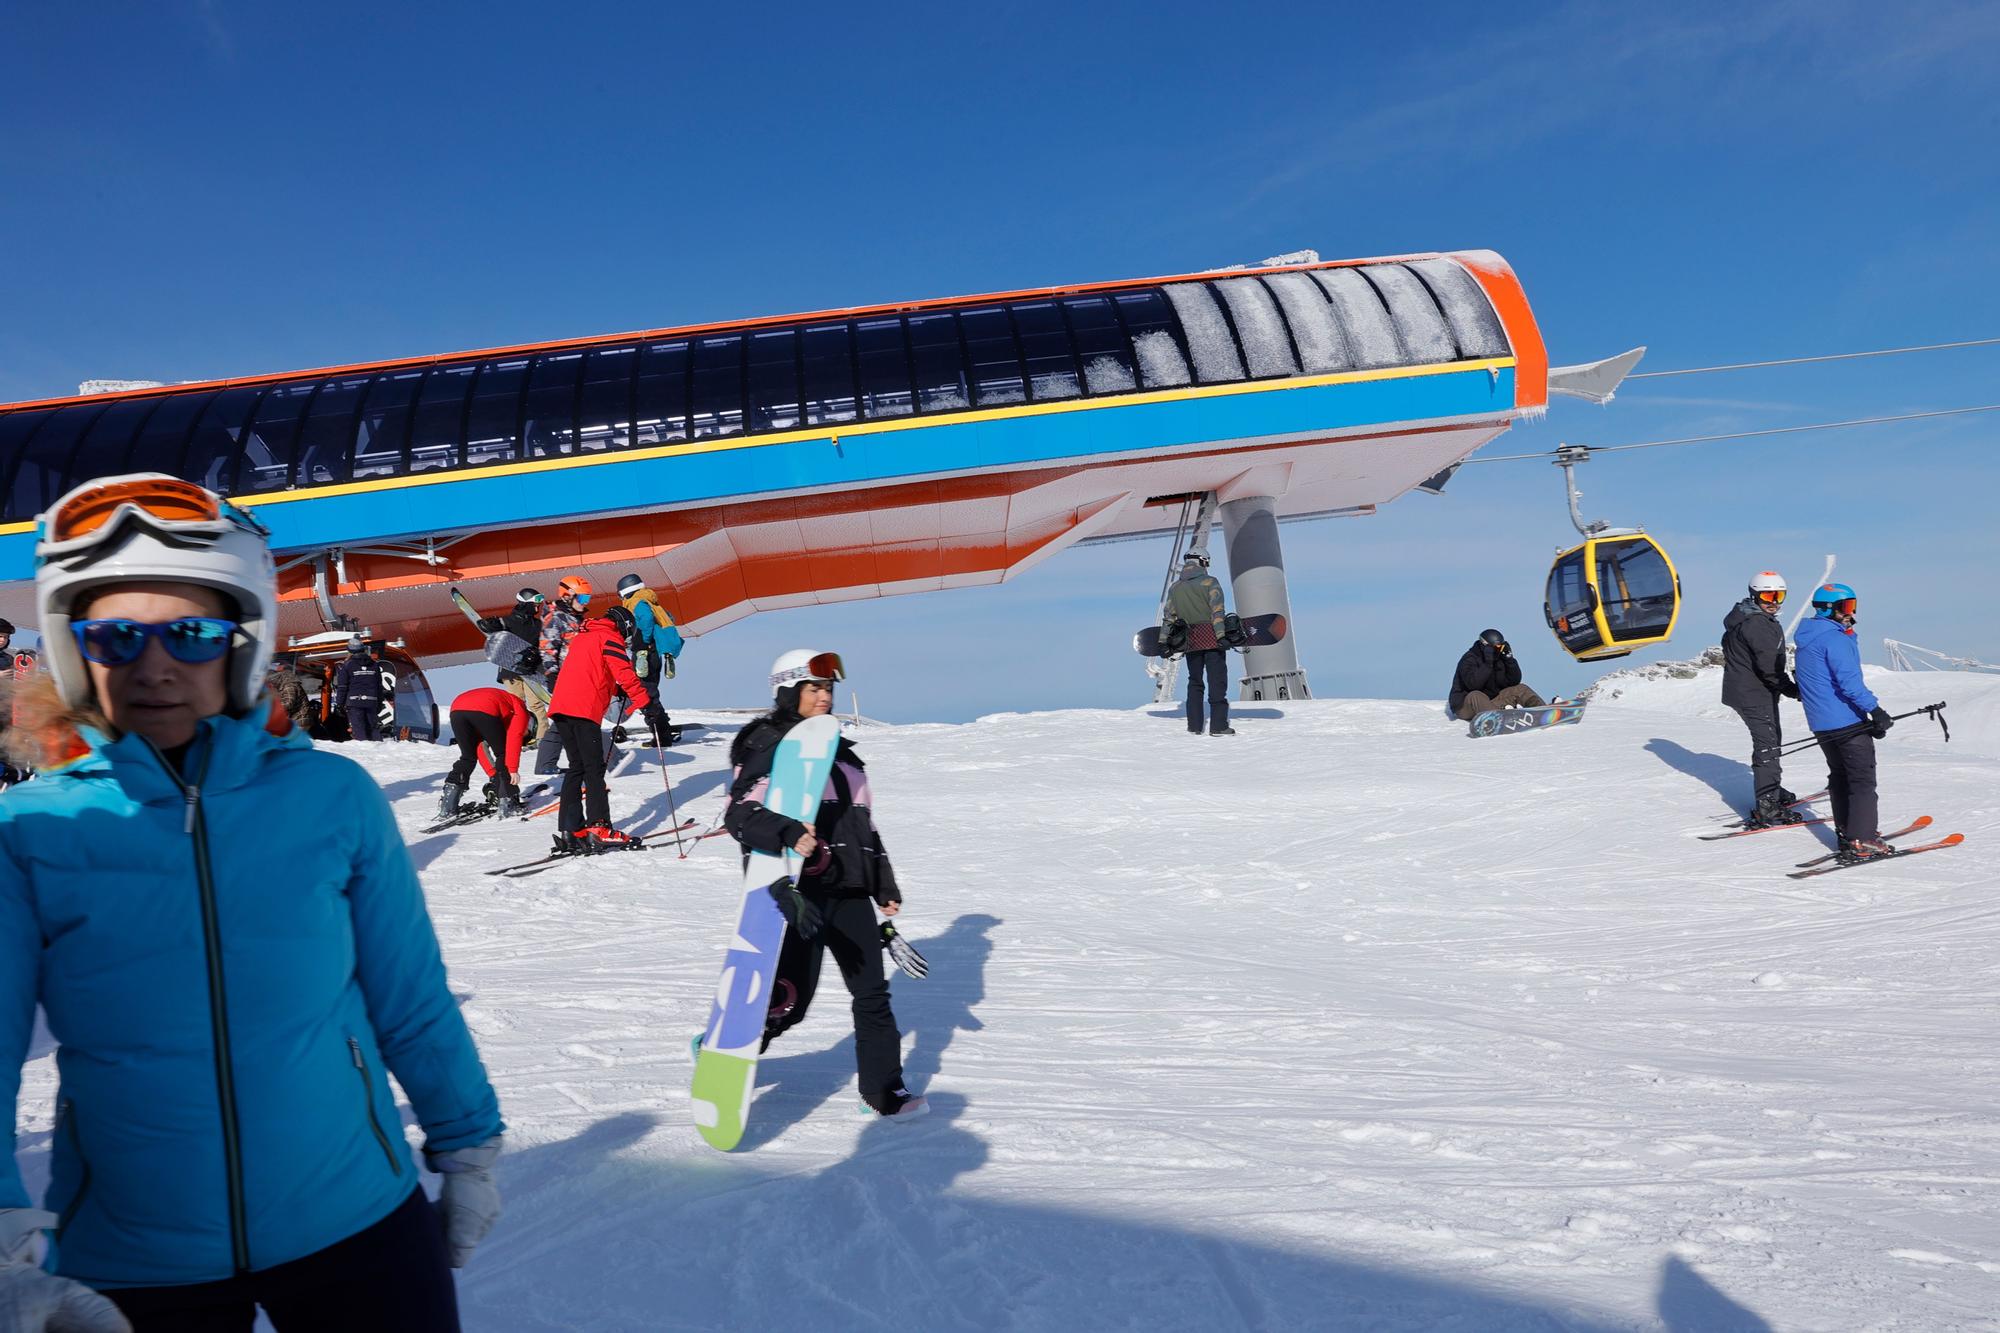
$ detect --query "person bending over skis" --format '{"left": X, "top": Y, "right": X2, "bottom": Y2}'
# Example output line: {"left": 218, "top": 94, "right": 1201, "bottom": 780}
{"left": 439, "top": 685, "right": 531, "bottom": 819}
{"left": 723, "top": 650, "right": 926, "bottom": 1118}
{"left": 0, "top": 473, "right": 502, "bottom": 1331}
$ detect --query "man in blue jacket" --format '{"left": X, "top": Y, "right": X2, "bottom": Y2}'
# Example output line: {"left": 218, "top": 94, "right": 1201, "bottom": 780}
{"left": 1793, "top": 582, "right": 1896, "bottom": 861}
{"left": 617, "top": 574, "right": 684, "bottom": 747}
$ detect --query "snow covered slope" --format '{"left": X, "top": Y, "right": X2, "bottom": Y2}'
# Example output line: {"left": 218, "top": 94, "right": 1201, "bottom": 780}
{"left": 15, "top": 673, "right": 1998, "bottom": 1329}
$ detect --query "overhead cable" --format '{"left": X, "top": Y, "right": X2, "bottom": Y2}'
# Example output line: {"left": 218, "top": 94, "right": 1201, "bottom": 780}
{"left": 1466, "top": 404, "right": 2000, "bottom": 465}
{"left": 1629, "top": 336, "right": 2000, "bottom": 380}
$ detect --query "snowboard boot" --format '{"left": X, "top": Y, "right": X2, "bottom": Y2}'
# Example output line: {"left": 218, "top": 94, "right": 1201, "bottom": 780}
{"left": 1210, "top": 727, "right": 1237, "bottom": 737}
{"left": 585, "top": 824, "right": 643, "bottom": 852}
{"left": 867, "top": 1086, "right": 930, "bottom": 1119}
{"left": 436, "top": 781, "right": 467, "bottom": 820}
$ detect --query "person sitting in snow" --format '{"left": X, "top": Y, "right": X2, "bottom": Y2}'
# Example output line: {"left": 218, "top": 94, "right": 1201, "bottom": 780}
{"left": 1447, "top": 629, "right": 1548, "bottom": 721}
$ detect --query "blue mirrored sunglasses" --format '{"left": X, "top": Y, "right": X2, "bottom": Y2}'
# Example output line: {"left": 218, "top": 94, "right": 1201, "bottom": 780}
{"left": 71, "top": 617, "right": 238, "bottom": 666}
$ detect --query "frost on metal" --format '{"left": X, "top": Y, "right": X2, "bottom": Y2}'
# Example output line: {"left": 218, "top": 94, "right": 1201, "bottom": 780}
{"left": 1216, "top": 278, "right": 1300, "bottom": 379}
{"left": 1366, "top": 265, "right": 1457, "bottom": 364}
{"left": 1310, "top": 269, "right": 1405, "bottom": 369}
{"left": 79, "top": 378, "right": 168, "bottom": 395}
{"left": 1131, "top": 332, "right": 1189, "bottom": 388}
{"left": 1162, "top": 285, "right": 1246, "bottom": 383}
{"left": 1408, "top": 259, "right": 1510, "bottom": 358}
{"left": 1263, "top": 271, "right": 1354, "bottom": 373}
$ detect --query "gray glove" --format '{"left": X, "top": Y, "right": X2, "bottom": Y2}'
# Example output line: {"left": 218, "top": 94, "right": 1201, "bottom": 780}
{"left": 425, "top": 1136, "right": 502, "bottom": 1268}
{"left": 0, "top": 1209, "right": 131, "bottom": 1333}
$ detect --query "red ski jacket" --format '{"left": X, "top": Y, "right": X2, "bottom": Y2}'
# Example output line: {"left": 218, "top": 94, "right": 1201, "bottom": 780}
{"left": 548, "top": 616, "right": 649, "bottom": 722}
{"left": 448, "top": 686, "right": 530, "bottom": 778}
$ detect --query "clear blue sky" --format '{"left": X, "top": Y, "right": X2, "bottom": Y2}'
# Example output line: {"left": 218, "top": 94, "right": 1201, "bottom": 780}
{"left": 3, "top": 2, "right": 1994, "bottom": 720}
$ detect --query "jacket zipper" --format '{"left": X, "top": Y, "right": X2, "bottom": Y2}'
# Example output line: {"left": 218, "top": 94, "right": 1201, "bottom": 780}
{"left": 55, "top": 1098, "right": 91, "bottom": 1239}
{"left": 348, "top": 1037, "right": 405, "bottom": 1176}
{"left": 153, "top": 737, "right": 252, "bottom": 1276}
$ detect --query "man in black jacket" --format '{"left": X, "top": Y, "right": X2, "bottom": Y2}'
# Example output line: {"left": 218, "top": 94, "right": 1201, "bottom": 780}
{"left": 1448, "top": 629, "right": 1548, "bottom": 720}
{"left": 1722, "top": 570, "right": 1803, "bottom": 826}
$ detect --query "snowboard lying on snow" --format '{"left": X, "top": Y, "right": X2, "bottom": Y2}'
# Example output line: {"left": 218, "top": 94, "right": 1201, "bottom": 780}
{"left": 1467, "top": 701, "right": 1586, "bottom": 738}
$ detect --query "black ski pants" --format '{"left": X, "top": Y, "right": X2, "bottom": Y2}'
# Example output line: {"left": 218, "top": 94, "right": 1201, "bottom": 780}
{"left": 1184, "top": 648, "right": 1229, "bottom": 734}
{"left": 106, "top": 1186, "right": 459, "bottom": 1332}
{"left": 345, "top": 702, "right": 382, "bottom": 742}
{"left": 1817, "top": 727, "right": 1880, "bottom": 842}
{"left": 636, "top": 664, "right": 672, "bottom": 743}
{"left": 447, "top": 708, "right": 514, "bottom": 792}
{"left": 1730, "top": 694, "right": 1786, "bottom": 807}
{"left": 766, "top": 893, "right": 906, "bottom": 1109}
{"left": 554, "top": 713, "right": 609, "bottom": 833}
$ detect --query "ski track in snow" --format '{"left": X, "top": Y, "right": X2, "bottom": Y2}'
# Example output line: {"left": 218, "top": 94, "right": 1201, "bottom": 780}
{"left": 14, "top": 669, "right": 2000, "bottom": 1330}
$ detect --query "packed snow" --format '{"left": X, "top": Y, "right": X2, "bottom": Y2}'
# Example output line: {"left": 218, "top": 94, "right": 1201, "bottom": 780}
{"left": 12, "top": 669, "right": 1998, "bottom": 1330}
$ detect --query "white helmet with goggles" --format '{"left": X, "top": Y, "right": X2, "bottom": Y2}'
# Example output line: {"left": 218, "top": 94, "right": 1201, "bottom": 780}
{"left": 34, "top": 473, "right": 278, "bottom": 716}
{"left": 1748, "top": 570, "right": 1787, "bottom": 606}
{"left": 769, "top": 649, "right": 845, "bottom": 693}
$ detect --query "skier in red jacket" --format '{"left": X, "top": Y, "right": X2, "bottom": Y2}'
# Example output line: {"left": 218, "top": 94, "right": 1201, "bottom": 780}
{"left": 546, "top": 606, "right": 650, "bottom": 852}
{"left": 438, "top": 686, "right": 531, "bottom": 819}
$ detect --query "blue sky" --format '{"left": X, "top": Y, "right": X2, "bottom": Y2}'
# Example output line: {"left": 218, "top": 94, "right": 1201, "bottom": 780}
{"left": 3, "top": 2, "right": 1995, "bottom": 720}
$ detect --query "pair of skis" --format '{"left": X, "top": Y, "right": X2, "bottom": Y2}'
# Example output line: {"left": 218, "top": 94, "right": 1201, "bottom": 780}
{"left": 483, "top": 818, "right": 697, "bottom": 877}
{"left": 1786, "top": 818, "right": 1965, "bottom": 879}
{"left": 417, "top": 781, "right": 555, "bottom": 835}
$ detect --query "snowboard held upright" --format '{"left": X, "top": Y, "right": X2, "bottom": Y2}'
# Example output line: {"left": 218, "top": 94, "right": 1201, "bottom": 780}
{"left": 690, "top": 714, "right": 842, "bottom": 1151}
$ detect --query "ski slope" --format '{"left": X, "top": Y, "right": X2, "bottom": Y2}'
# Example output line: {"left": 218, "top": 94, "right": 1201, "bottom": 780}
{"left": 14, "top": 669, "right": 2000, "bottom": 1330}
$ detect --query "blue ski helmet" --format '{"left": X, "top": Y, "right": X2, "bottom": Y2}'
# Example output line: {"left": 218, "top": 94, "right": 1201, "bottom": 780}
{"left": 1811, "top": 582, "right": 1857, "bottom": 618}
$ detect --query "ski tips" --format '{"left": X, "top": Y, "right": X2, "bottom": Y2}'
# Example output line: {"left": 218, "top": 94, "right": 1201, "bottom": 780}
{"left": 1940, "top": 833, "right": 1966, "bottom": 846}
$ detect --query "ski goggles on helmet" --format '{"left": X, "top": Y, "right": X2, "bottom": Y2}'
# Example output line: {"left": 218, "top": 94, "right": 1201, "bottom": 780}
{"left": 1753, "top": 588, "right": 1787, "bottom": 606}
{"left": 39, "top": 476, "right": 268, "bottom": 562}
{"left": 1826, "top": 596, "right": 1857, "bottom": 617}
{"left": 71, "top": 617, "right": 238, "bottom": 667}
{"left": 773, "top": 652, "right": 846, "bottom": 688}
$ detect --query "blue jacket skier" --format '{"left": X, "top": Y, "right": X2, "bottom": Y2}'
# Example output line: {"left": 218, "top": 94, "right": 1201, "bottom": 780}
{"left": 616, "top": 574, "right": 683, "bottom": 746}
{"left": 1793, "top": 583, "right": 1895, "bottom": 859}
{"left": 0, "top": 473, "right": 501, "bottom": 1328}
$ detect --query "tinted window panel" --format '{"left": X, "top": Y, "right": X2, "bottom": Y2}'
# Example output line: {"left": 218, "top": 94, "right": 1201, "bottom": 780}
{"left": 855, "top": 317, "right": 913, "bottom": 418}
{"left": 633, "top": 339, "right": 690, "bottom": 446}
{"left": 1406, "top": 258, "right": 1510, "bottom": 357}
{"left": 1114, "top": 290, "right": 1191, "bottom": 388}
{"left": 464, "top": 357, "right": 530, "bottom": 467}
{"left": 291, "top": 375, "right": 372, "bottom": 489}
{"left": 181, "top": 386, "right": 269, "bottom": 492}
{"left": 960, "top": 306, "right": 1025, "bottom": 407}
{"left": 1010, "top": 301, "right": 1081, "bottom": 401}
{"left": 66, "top": 397, "right": 159, "bottom": 492}
{"left": 907, "top": 312, "right": 967, "bottom": 413}
{"left": 801, "top": 322, "right": 857, "bottom": 426}
{"left": 1365, "top": 264, "right": 1456, "bottom": 363}
{"left": 690, "top": 335, "right": 744, "bottom": 440}
{"left": 746, "top": 328, "right": 800, "bottom": 433}
{"left": 1214, "top": 278, "right": 1300, "bottom": 378}
{"left": 1060, "top": 296, "right": 1136, "bottom": 394}
{"left": 352, "top": 370, "right": 425, "bottom": 480}
{"left": 578, "top": 345, "right": 637, "bottom": 452}
{"left": 522, "top": 351, "right": 583, "bottom": 459}
{"left": 125, "top": 391, "right": 218, "bottom": 477}
{"left": 0, "top": 411, "right": 56, "bottom": 521}
{"left": 3, "top": 405, "right": 101, "bottom": 520}
{"left": 409, "top": 365, "right": 476, "bottom": 473}
{"left": 240, "top": 382, "right": 317, "bottom": 493}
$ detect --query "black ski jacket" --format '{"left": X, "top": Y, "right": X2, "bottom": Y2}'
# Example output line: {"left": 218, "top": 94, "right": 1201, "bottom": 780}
{"left": 726, "top": 714, "right": 901, "bottom": 906}
{"left": 1721, "top": 597, "right": 1795, "bottom": 709}
{"left": 476, "top": 605, "right": 546, "bottom": 675}
{"left": 332, "top": 651, "right": 385, "bottom": 709}
{"left": 1447, "top": 642, "right": 1521, "bottom": 714}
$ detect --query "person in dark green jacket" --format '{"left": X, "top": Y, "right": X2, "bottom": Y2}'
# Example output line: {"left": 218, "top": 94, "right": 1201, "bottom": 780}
{"left": 1163, "top": 553, "right": 1235, "bottom": 736}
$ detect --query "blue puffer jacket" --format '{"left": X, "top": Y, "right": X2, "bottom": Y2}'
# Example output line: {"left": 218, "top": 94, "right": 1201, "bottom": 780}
{"left": 0, "top": 708, "right": 501, "bottom": 1288}
{"left": 1794, "top": 615, "right": 1880, "bottom": 733}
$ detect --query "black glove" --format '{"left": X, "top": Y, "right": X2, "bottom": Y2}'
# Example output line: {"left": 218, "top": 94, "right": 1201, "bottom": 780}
{"left": 1780, "top": 678, "right": 1800, "bottom": 700}
{"left": 766, "top": 878, "right": 822, "bottom": 939}
{"left": 1868, "top": 706, "right": 1894, "bottom": 738}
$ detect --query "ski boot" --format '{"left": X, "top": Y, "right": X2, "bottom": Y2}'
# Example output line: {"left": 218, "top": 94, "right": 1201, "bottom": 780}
{"left": 550, "top": 830, "right": 592, "bottom": 857}
{"left": 611, "top": 724, "right": 629, "bottom": 744}
{"left": 584, "top": 824, "right": 643, "bottom": 852}
{"left": 436, "top": 781, "right": 467, "bottom": 820}
{"left": 495, "top": 786, "right": 523, "bottom": 819}
{"left": 1210, "top": 727, "right": 1237, "bottom": 737}
{"left": 1747, "top": 797, "right": 1806, "bottom": 829}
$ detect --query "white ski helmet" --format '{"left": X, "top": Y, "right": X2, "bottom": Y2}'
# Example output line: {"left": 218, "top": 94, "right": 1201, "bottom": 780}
{"left": 1748, "top": 570, "right": 1787, "bottom": 607}
{"left": 34, "top": 473, "right": 279, "bottom": 716}
{"left": 769, "top": 648, "right": 846, "bottom": 693}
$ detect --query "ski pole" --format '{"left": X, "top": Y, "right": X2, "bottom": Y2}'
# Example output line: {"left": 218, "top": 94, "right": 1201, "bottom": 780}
{"left": 654, "top": 739, "right": 686, "bottom": 854}
{"left": 1778, "top": 701, "right": 1948, "bottom": 757}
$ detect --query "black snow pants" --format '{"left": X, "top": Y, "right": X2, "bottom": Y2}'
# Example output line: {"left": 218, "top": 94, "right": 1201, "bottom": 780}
{"left": 1730, "top": 693, "right": 1786, "bottom": 807}
{"left": 765, "top": 894, "right": 906, "bottom": 1110}
{"left": 1184, "top": 648, "right": 1229, "bottom": 734}
{"left": 447, "top": 708, "right": 512, "bottom": 792}
{"left": 554, "top": 713, "right": 609, "bottom": 833}
{"left": 107, "top": 1186, "right": 459, "bottom": 1332}
{"left": 1817, "top": 727, "right": 1880, "bottom": 842}
{"left": 636, "top": 664, "right": 672, "bottom": 743}
{"left": 346, "top": 702, "right": 382, "bottom": 742}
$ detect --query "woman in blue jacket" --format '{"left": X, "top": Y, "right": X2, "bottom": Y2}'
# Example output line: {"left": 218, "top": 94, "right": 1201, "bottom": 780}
{"left": 1793, "top": 581, "right": 1896, "bottom": 861}
{"left": 0, "top": 475, "right": 503, "bottom": 1331}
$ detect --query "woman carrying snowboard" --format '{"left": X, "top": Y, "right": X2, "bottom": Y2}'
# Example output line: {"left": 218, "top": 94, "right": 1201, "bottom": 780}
{"left": 722, "top": 650, "right": 926, "bottom": 1118}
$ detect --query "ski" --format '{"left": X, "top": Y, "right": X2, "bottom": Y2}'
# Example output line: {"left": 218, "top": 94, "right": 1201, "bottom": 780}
{"left": 1713, "top": 791, "right": 1827, "bottom": 829}
{"left": 1792, "top": 816, "right": 1934, "bottom": 869}
{"left": 1785, "top": 833, "right": 1965, "bottom": 880}
{"left": 484, "top": 819, "right": 696, "bottom": 877}
{"left": 1697, "top": 817, "right": 1833, "bottom": 842}
{"left": 692, "top": 714, "right": 842, "bottom": 1151}
{"left": 419, "top": 804, "right": 495, "bottom": 835}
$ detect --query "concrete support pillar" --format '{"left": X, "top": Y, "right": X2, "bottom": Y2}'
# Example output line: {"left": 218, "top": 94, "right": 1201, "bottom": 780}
{"left": 1219, "top": 494, "right": 1309, "bottom": 701}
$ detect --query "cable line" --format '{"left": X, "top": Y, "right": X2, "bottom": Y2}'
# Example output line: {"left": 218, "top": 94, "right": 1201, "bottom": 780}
{"left": 1466, "top": 403, "right": 2000, "bottom": 465}
{"left": 1629, "top": 336, "right": 2000, "bottom": 379}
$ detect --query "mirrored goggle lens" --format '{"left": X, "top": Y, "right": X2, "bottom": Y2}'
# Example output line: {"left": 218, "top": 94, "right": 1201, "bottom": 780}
{"left": 806, "top": 652, "right": 845, "bottom": 683}
{"left": 1757, "top": 589, "right": 1786, "bottom": 605}
{"left": 50, "top": 479, "right": 222, "bottom": 542}
{"left": 72, "top": 618, "right": 237, "bottom": 666}
{"left": 1836, "top": 598, "right": 1857, "bottom": 616}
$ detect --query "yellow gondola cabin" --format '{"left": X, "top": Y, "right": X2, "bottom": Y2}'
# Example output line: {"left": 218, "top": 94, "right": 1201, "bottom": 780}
{"left": 1544, "top": 529, "right": 1681, "bottom": 661}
